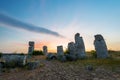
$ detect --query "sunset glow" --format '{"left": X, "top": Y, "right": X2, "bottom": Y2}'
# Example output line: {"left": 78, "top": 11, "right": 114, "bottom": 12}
{"left": 0, "top": 0, "right": 120, "bottom": 53}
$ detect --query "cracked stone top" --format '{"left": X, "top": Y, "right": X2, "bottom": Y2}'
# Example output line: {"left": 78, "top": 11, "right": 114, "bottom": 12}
{"left": 94, "top": 34, "right": 104, "bottom": 41}
{"left": 29, "top": 41, "right": 35, "bottom": 46}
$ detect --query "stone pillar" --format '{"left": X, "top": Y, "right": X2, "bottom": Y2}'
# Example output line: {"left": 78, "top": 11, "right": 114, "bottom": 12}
{"left": 57, "top": 45, "right": 66, "bottom": 62}
{"left": 67, "top": 42, "right": 77, "bottom": 60}
{"left": 28, "top": 41, "right": 34, "bottom": 55}
{"left": 68, "top": 42, "right": 76, "bottom": 55}
{"left": 74, "top": 33, "right": 86, "bottom": 59}
{"left": 57, "top": 45, "right": 64, "bottom": 56}
{"left": 43, "top": 46, "right": 48, "bottom": 56}
{"left": 94, "top": 34, "right": 108, "bottom": 58}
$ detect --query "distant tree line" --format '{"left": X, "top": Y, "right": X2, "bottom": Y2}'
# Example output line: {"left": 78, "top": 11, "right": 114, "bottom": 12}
{"left": 0, "top": 52, "right": 2, "bottom": 58}
{"left": 32, "top": 50, "right": 44, "bottom": 55}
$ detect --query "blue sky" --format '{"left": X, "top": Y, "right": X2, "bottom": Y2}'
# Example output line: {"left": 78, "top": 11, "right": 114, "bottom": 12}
{"left": 0, "top": 0, "right": 120, "bottom": 53}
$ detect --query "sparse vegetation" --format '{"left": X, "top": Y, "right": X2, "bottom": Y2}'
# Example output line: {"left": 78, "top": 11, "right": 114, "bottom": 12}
{"left": 0, "top": 52, "right": 2, "bottom": 58}
{"left": 0, "top": 51, "right": 120, "bottom": 80}
{"left": 32, "top": 50, "right": 44, "bottom": 55}
{"left": 64, "top": 48, "right": 70, "bottom": 54}
{"left": 5, "top": 60, "right": 17, "bottom": 68}
{"left": 57, "top": 55, "right": 66, "bottom": 62}
{"left": 108, "top": 50, "right": 120, "bottom": 59}
{"left": 89, "top": 50, "right": 97, "bottom": 58}
{"left": 20, "top": 53, "right": 24, "bottom": 55}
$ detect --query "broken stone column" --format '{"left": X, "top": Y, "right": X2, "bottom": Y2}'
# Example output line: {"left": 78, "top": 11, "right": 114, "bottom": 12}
{"left": 74, "top": 33, "right": 86, "bottom": 59}
{"left": 27, "top": 60, "right": 40, "bottom": 70}
{"left": 28, "top": 41, "right": 34, "bottom": 55}
{"left": 94, "top": 34, "right": 109, "bottom": 58}
{"left": 57, "top": 45, "right": 66, "bottom": 62}
{"left": 3, "top": 55, "right": 27, "bottom": 67}
{"left": 57, "top": 45, "right": 64, "bottom": 56}
{"left": 67, "top": 42, "right": 77, "bottom": 61}
{"left": 43, "top": 46, "right": 48, "bottom": 56}
{"left": 68, "top": 42, "right": 76, "bottom": 55}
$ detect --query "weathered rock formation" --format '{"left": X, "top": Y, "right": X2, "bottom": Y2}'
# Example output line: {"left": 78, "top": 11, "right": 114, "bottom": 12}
{"left": 67, "top": 42, "right": 77, "bottom": 61}
{"left": 68, "top": 42, "right": 76, "bottom": 55}
{"left": 57, "top": 46, "right": 64, "bottom": 56}
{"left": 2, "top": 55, "right": 27, "bottom": 67}
{"left": 66, "top": 33, "right": 86, "bottom": 60}
{"left": 27, "top": 60, "right": 40, "bottom": 70}
{"left": 43, "top": 46, "right": 48, "bottom": 56}
{"left": 28, "top": 41, "right": 34, "bottom": 55}
{"left": 74, "top": 33, "right": 86, "bottom": 59}
{"left": 94, "top": 34, "right": 109, "bottom": 58}
{"left": 46, "top": 53, "right": 57, "bottom": 60}
{"left": 57, "top": 45, "right": 66, "bottom": 62}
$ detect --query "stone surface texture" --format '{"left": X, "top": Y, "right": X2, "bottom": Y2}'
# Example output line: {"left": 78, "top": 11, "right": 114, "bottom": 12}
{"left": 27, "top": 60, "right": 40, "bottom": 70}
{"left": 43, "top": 46, "right": 48, "bottom": 56}
{"left": 2, "top": 55, "right": 27, "bottom": 67}
{"left": 57, "top": 46, "right": 64, "bottom": 56}
{"left": 28, "top": 41, "right": 34, "bottom": 55}
{"left": 94, "top": 34, "right": 108, "bottom": 58}
{"left": 68, "top": 42, "right": 76, "bottom": 55}
{"left": 74, "top": 33, "right": 86, "bottom": 59}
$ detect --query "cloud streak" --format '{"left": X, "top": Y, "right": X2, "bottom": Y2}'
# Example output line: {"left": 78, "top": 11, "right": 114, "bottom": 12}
{"left": 0, "top": 13, "right": 63, "bottom": 37}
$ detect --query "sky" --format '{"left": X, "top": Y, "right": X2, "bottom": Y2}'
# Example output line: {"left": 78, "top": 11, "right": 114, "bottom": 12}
{"left": 0, "top": 0, "right": 120, "bottom": 53}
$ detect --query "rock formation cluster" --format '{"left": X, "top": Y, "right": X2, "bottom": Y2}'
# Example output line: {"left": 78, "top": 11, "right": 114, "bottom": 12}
{"left": 39, "top": 33, "right": 108, "bottom": 61}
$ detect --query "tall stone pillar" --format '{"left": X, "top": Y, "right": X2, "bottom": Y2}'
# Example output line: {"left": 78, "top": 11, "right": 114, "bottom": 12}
{"left": 74, "top": 33, "right": 86, "bottom": 59}
{"left": 28, "top": 41, "right": 34, "bottom": 55}
{"left": 94, "top": 34, "right": 108, "bottom": 58}
{"left": 43, "top": 46, "right": 48, "bottom": 56}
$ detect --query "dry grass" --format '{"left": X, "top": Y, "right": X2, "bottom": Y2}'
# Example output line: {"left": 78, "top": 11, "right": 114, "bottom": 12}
{"left": 0, "top": 52, "right": 120, "bottom": 80}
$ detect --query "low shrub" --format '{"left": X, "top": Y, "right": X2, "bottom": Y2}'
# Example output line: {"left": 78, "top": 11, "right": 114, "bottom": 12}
{"left": 32, "top": 50, "right": 44, "bottom": 55}
{"left": 90, "top": 50, "right": 97, "bottom": 58}
{"left": 65, "top": 54, "right": 77, "bottom": 61}
{"left": 26, "top": 61, "right": 40, "bottom": 70}
{"left": 0, "top": 52, "right": 2, "bottom": 58}
{"left": 46, "top": 53, "right": 57, "bottom": 60}
{"left": 20, "top": 53, "right": 24, "bottom": 55}
{"left": 64, "top": 49, "right": 70, "bottom": 54}
{"left": 57, "top": 55, "right": 66, "bottom": 62}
